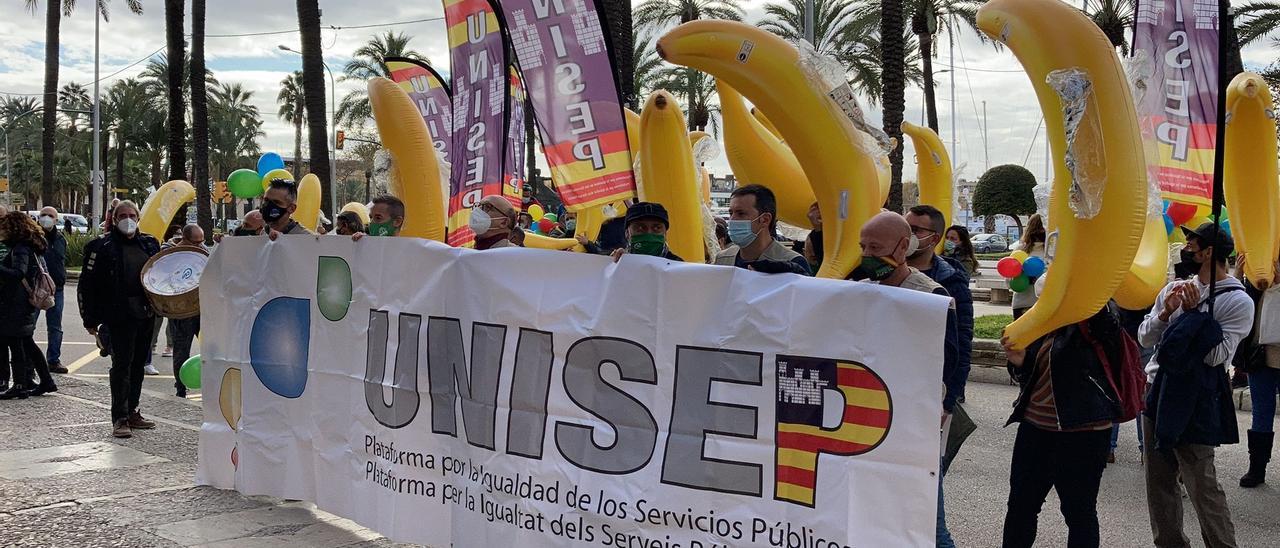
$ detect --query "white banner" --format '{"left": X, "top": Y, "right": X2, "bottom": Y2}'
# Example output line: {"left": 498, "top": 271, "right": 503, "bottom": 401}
{"left": 197, "top": 237, "right": 949, "bottom": 547}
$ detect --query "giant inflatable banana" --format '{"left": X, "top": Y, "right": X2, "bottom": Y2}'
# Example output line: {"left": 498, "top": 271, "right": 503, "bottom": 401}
{"left": 625, "top": 108, "right": 642, "bottom": 157}
{"left": 295, "top": 173, "right": 322, "bottom": 232}
{"left": 978, "top": 0, "right": 1146, "bottom": 349}
{"left": 1225, "top": 71, "right": 1280, "bottom": 285}
{"left": 368, "top": 77, "right": 446, "bottom": 241}
{"left": 524, "top": 232, "right": 585, "bottom": 251}
{"left": 718, "top": 80, "right": 816, "bottom": 226}
{"left": 901, "top": 121, "right": 952, "bottom": 251}
{"left": 1113, "top": 216, "right": 1169, "bottom": 309}
{"left": 689, "top": 131, "right": 714, "bottom": 205}
{"left": 750, "top": 107, "right": 784, "bottom": 141}
{"left": 138, "top": 179, "right": 194, "bottom": 240}
{"left": 659, "top": 22, "right": 880, "bottom": 278}
{"left": 341, "top": 202, "right": 371, "bottom": 225}
{"left": 637, "top": 91, "right": 703, "bottom": 261}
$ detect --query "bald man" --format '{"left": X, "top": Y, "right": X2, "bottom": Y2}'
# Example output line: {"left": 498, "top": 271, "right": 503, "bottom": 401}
{"left": 236, "top": 210, "right": 266, "bottom": 236}
{"left": 470, "top": 195, "right": 518, "bottom": 249}
{"left": 856, "top": 210, "right": 962, "bottom": 548}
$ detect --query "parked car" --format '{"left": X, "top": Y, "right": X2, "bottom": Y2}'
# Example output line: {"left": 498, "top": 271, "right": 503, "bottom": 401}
{"left": 25, "top": 211, "right": 91, "bottom": 234}
{"left": 972, "top": 233, "right": 1009, "bottom": 253}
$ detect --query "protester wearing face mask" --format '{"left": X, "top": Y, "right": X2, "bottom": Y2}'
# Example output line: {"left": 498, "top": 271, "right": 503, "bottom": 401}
{"left": 77, "top": 200, "right": 162, "bottom": 438}
{"left": 1138, "top": 222, "right": 1252, "bottom": 548}
{"left": 855, "top": 210, "right": 961, "bottom": 547}
{"left": 713, "top": 185, "right": 810, "bottom": 274}
{"left": 36, "top": 206, "right": 69, "bottom": 374}
{"left": 262, "top": 179, "right": 311, "bottom": 240}
{"left": 609, "top": 202, "right": 682, "bottom": 262}
{"left": 352, "top": 195, "right": 406, "bottom": 241}
{"left": 562, "top": 211, "right": 577, "bottom": 234}
{"left": 334, "top": 211, "right": 364, "bottom": 236}
{"left": 0, "top": 211, "right": 58, "bottom": 400}
{"left": 942, "top": 225, "right": 980, "bottom": 277}
{"left": 470, "top": 195, "right": 518, "bottom": 249}
{"left": 906, "top": 206, "right": 973, "bottom": 406}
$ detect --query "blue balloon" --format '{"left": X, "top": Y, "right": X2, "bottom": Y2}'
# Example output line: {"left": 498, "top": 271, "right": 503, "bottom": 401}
{"left": 1163, "top": 214, "right": 1175, "bottom": 235}
{"left": 249, "top": 296, "right": 310, "bottom": 398}
{"left": 257, "top": 152, "right": 286, "bottom": 178}
{"left": 1162, "top": 199, "right": 1171, "bottom": 213}
{"left": 1022, "top": 256, "right": 1047, "bottom": 278}
{"left": 1220, "top": 220, "right": 1232, "bottom": 237}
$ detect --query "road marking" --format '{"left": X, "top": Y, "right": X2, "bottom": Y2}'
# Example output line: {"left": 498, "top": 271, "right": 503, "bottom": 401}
{"left": 35, "top": 341, "right": 96, "bottom": 345}
{"left": 49, "top": 393, "right": 200, "bottom": 432}
{"left": 65, "top": 348, "right": 103, "bottom": 374}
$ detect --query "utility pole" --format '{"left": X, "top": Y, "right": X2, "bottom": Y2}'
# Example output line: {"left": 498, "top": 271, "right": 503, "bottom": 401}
{"left": 91, "top": 7, "right": 102, "bottom": 225}
{"left": 982, "top": 100, "right": 989, "bottom": 172}
{"left": 949, "top": 17, "right": 957, "bottom": 164}
{"left": 804, "top": 0, "right": 815, "bottom": 44}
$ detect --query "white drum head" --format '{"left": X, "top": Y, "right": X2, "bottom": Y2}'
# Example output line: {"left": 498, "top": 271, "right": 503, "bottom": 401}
{"left": 143, "top": 250, "right": 207, "bottom": 296}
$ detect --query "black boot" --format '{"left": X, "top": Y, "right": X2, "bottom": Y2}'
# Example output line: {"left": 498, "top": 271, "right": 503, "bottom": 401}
{"left": 1240, "top": 430, "right": 1274, "bottom": 488}
{"left": 0, "top": 386, "right": 30, "bottom": 400}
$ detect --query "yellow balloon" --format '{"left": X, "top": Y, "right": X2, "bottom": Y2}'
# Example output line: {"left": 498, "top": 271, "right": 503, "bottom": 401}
{"left": 1010, "top": 250, "right": 1030, "bottom": 263}
{"left": 529, "top": 204, "right": 545, "bottom": 221}
{"left": 369, "top": 77, "right": 446, "bottom": 241}
{"left": 260, "top": 169, "right": 294, "bottom": 191}
{"left": 637, "top": 90, "right": 704, "bottom": 262}
{"left": 341, "top": 202, "right": 371, "bottom": 225}
{"left": 219, "top": 367, "right": 242, "bottom": 430}
{"left": 138, "top": 180, "right": 195, "bottom": 240}
{"left": 295, "top": 174, "right": 322, "bottom": 231}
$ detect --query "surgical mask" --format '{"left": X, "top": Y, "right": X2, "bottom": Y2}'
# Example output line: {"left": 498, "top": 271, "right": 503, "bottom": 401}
{"left": 39, "top": 215, "right": 56, "bottom": 230}
{"left": 260, "top": 201, "right": 288, "bottom": 223}
{"left": 628, "top": 233, "right": 666, "bottom": 256}
{"left": 728, "top": 217, "right": 761, "bottom": 247}
{"left": 849, "top": 255, "right": 899, "bottom": 282}
{"left": 367, "top": 220, "right": 396, "bottom": 237}
{"left": 116, "top": 217, "right": 138, "bottom": 236}
{"left": 564, "top": 219, "right": 576, "bottom": 232}
{"left": 468, "top": 208, "right": 493, "bottom": 234}
{"left": 943, "top": 240, "right": 957, "bottom": 253}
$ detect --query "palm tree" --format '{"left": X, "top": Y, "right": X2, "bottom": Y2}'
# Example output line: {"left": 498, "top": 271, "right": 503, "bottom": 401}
{"left": 190, "top": 0, "right": 212, "bottom": 239}
{"left": 759, "top": 0, "right": 899, "bottom": 103}
{"left": 880, "top": 0, "right": 907, "bottom": 211}
{"left": 27, "top": 0, "right": 143, "bottom": 207}
{"left": 602, "top": 0, "right": 635, "bottom": 108}
{"left": 635, "top": 0, "right": 745, "bottom": 28}
{"left": 909, "top": 0, "right": 984, "bottom": 133}
{"left": 631, "top": 29, "right": 666, "bottom": 110}
{"left": 1081, "top": 0, "right": 1134, "bottom": 53}
{"left": 104, "top": 78, "right": 159, "bottom": 190}
{"left": 296, "top": 0, "right": 333, "bottom": 213}
{"left": 163, "top": 0, "right": 185, "bottom": 182}
{"left": 277, "top": 72, "right": 306, "bottom": 179}
{"left": 335, "top": 31, "right": 427, "bottom": 129}
{"left": 652, "top": 66, "right": 722, "bottom": 133}
{"left": 1236, "top": 1, "right": 1280, "bottom": 44}
{"left": 208, "top": 83, "right": 265, "bottom": 179}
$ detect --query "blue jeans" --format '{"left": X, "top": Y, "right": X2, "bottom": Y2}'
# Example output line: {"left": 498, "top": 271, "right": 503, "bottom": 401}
{"left": 42, "top": 287, "right": 64, "bottom": 365}
{"left": 938, "top": 457, "right": 955, "bottom": 548}
{"left": 1249, "top": 367, "right": 1280, "bottom": 433}
{"left": 1110, "top": 419, "right": 1144, "bottom": 451}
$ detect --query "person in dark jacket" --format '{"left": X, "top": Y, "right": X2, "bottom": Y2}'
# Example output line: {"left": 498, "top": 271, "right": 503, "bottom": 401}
{"left": 37, "top": 206, "right": 68, "bottom": 373}
{"left": 78, "top": 200, "right": 161, "bottom": 439}
{"left": 1001, "top": 304, "right": 1125, "bottom": 548}
{"left": 608, "top": 202, "right": 683, "bottom": 262}
{"left": 0, "top": 211, "right": 57, "bottom": 399}
{"left": 906, "top": 205, "right": 974, "bottom": 403}
{"left": 577, "top": 204, "right": 630, "bottom": 256}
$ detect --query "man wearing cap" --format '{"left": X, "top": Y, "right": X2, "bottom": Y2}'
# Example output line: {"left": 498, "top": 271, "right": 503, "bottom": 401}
{"left": 470, "top": 195, "right": 518, "bottom": 250}
{"left": 610, "top": 202, "right": 682, "bottom": 262}
{"left": 1139, "top": 222, "right": 1253, "bottom": 548}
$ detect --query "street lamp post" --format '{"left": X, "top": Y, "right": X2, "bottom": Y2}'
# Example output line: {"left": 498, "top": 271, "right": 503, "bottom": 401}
{"left": 93, "top": 6, "right": 102, "bottom": 225}
{"left": 279, "top": 44, "right": 338, "bottom": 220}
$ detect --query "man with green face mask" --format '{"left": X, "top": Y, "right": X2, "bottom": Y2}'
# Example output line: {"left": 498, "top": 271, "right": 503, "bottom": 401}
{"left": 610, "top": 202, "right": 682, "bottom": 262}
{"left": 352, "top": 195, "right": 405, "bottom": 241}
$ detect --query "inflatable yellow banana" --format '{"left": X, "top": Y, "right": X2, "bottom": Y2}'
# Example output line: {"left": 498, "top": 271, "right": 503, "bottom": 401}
{"left": 718, "top": 80, "right": 816, "bottom": 226}
{"left": 1114, "top": 216, "right": 1169, "bottom": 309}
{"left": 625, "top": 108, "right": 642, "bottom": 157}
{"left": 368, "top": 77, "right": 446, "bottom": 242}
{"left": 659, "top": 21, "right": 880, "bottom": 278}
{"left": 875, "top": 155, "right": 891, "bottom": 208}
{"left": 1225, "top": 72, "right": 1280, "bottom": 285}
{"left": 637, "top": 90, "right": 703, "bottom": 262}
{"left": 750, "top": 107, "right": 784, "bottom": 141}
{"left": 901, "top": 121, "right": 952, "bottom": 251}
{"left": 138, "top": 179, "right": 194, "bottom": 240}
{"left": 978, "top": 0, "right": 1146, "bottom": 349}
{"left": 524, "top": 232, "right": 585, "bottom": 251}
{"left": 340, "top": 202, "right": 371, "bottom": 225}
{"left": 295, "top": 173, "right": 322, "bottom": 231}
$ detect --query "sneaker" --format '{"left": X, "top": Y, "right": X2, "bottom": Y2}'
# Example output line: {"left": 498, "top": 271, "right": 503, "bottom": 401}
{"left": 112, "top": 419, "right": 132, "bottom": 438}
{"left": 144, "top": 364, "right": 160, "bottom": 375}
{"left": 127, "top": 411, "right": 156, "bottom": 430}
{"left": 161, "top": 346, "right": 173, "bottom": 358}
{"left": 49, "top": 362, "right": 69, "bottom": 374}
{"left": 1107, "top": 451, "right": 1116, "bottom": 464}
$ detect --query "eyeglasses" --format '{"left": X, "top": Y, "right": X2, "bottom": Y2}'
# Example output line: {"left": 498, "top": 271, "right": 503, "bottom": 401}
{"left": 909, "top": 225, "right": 937, "bottom": 237}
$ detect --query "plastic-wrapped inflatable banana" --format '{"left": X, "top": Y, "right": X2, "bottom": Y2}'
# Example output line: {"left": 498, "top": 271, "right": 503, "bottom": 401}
{"left": 1225, "top": 72, "right": 1280, "bottom": 285}
{"left": 901, "top": 121, "right": 952, "bottom": 251}
{"left": 718, "top": 81, "right": 816, "bottom": 226}
{"left": 636, "top": 91, "right": 702, "bottom": 261}
{"left": 978, "top": 0, "right": 1146, "bottom": 349}
{"left": 689, "top": 131, "right": 714, "bottom": 205}
{"left": 139, "top": 179, "right": 194, "bottom": 240}
{"left": 658, "top": 21, "right": 880, "bottom": 278}
{"left": 368, "top": 77, "right": 446, "bottom": 242}
{"left": 295, "top": 173, "right": 322, "bottom": 232}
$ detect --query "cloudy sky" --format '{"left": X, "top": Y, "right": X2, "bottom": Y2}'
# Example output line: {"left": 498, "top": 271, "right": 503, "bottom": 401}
{"left": 0, "top": 0, "right": 1275, "bottom": 184}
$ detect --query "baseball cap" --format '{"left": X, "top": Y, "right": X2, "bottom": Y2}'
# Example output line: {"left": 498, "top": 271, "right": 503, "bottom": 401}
{"left": 1181, "top": 221, "right": 1234, "bottom": 256}
{"left": 624, "top": 202, "right": 670, "bottom": 228}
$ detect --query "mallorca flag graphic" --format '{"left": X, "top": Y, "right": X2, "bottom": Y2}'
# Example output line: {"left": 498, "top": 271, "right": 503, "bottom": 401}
{"left": 775, "top": 356, "right": 892, "bottom": 507}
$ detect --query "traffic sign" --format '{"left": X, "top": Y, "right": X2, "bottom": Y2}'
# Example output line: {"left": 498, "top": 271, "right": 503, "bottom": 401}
{"left": 0, "top": 177, "right": 8, "bottom": 192}
{"left": 11, "top": 195, "right": 25, "bottom": 206}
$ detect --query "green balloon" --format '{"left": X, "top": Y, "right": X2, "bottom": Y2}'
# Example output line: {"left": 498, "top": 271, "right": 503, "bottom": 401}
{"left": 1008, "top": 274, "right": 1032, "bottom": 293}
{"left": 179, "top": 354, "right": 202, "bottom": 389}
{"left": 228, "top": 168, "right": 264, "bottom": 199}
{"left": 543, "top": 212, "right": 559, "bottom": 222}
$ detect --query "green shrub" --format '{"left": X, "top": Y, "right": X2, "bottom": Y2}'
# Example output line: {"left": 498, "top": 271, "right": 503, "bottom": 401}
{"left": 64, "top": 231, "right": 98, "bottom": 269}
{"left": 975, "top": 314, "right": 1014, "bottom": 340}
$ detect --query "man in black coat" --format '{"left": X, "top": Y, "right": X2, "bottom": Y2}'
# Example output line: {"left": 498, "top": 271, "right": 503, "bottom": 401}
{"left": 79, "top": 200, "right": 161, "bottom": 439}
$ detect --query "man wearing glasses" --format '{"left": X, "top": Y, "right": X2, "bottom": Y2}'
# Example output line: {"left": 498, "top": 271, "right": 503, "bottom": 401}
{"left": 263, "top": 179, "right": 312, "bottom": 240}
{"left": 905, "top": 205, "right": 974, "bottom": 406}
{"left": 469, "top": 195, "right": 519, "bottom": 250}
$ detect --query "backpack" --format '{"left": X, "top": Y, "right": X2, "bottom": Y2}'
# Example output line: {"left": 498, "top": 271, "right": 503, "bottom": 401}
{"left": 21, "top": 256, "right": 56, "bottom": 311}
{"left": 1078, "top": 309, "right": 1145, "bottom": 423}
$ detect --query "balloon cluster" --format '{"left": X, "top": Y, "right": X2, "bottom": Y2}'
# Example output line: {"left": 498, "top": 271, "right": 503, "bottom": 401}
{"left": 996, "top": 250, "right": 1047, "bottom": 293}
{"left": 1163, "top": 199, "right": 1231, "bottom": 239}
{"left": 525, "top": 203, "right": 561, "bottom": 235}
{"left": 227, "top": 152, "right": 291, "bottom": 199}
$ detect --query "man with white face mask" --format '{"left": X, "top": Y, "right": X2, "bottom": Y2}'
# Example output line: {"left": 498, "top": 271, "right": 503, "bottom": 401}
{"left": 36, "top": 207, "right": 68, "bottom": 373}
{"left": 78, "top": 200, "right": 162, "bottom": 438}
{"left": 469, "top": 195, "right": 518, "bottom": 250}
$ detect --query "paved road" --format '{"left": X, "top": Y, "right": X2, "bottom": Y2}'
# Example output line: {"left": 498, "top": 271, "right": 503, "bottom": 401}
{"left": 2, "top": 283, "right": 1277, "bottom": 546}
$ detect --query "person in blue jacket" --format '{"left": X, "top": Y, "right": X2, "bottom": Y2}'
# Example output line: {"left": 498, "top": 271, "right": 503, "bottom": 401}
{"left": 906, "top": 205, "right": 973, "bottom": 404}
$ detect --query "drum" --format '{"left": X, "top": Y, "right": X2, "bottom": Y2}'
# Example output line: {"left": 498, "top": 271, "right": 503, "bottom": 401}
{"left": 141, "top": 245, "right": 209, "bottom": 319}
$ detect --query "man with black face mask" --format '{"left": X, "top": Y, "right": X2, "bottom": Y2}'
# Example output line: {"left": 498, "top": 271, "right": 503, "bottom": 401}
{"left": 235, "top": 210, "right": 266, "bottom": 236}
{"left": 609, "top": 202, "right": 682, "bottom": 262}
{"left": 855, "top": 210, "right": 961, "bottom": 547}
{"left": 263, "top": 179, "right": 311, "bottom": 240}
